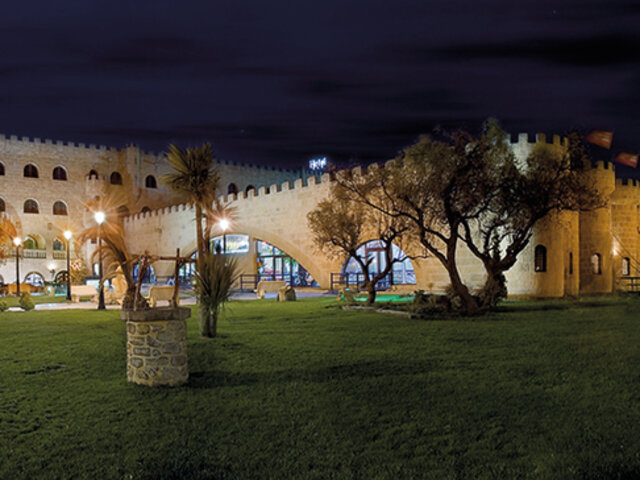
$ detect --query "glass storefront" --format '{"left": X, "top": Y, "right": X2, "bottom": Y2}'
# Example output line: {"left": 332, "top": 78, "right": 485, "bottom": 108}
{"left": 343, "top": 240, "right": 415, "bottom": 288}
{"left": 256, "top": 240, "right": 316, "bottom": 286}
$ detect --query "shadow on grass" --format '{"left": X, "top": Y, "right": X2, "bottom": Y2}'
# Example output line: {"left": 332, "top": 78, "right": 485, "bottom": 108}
{"left": 188, "top": 359, "right": 441, "bottom": 389}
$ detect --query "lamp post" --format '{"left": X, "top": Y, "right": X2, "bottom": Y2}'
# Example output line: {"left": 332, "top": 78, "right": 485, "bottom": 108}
{"left": 218, "top": 218, "right": 230, "bottom": 254}
{"left": 64, "top": 230, "right": 72, "bottom": 301}
{"left": 94, "top": 211, "right": 106, "bottom": 310}
{"left": 13, "top": 237, "right": 21, "bottom": 296}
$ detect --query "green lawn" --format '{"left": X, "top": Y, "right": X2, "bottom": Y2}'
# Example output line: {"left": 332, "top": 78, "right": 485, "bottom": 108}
{"left": 1, "top": 298, "right": 640, "bottom": 479}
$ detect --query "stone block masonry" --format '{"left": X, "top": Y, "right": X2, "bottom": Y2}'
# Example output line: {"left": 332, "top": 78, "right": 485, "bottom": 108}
{"left": 123, "top": 307, "right": 191, "bottom": 387}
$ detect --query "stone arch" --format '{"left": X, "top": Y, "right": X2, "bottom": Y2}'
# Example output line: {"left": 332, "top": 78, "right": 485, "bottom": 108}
{"left": 228, "top": 183, "right": 238, "bottom": 195}
{"left": 88, "top": 169, "right": 99, "bottom": 179}
{"left": 24, "top": 271, "right": 45, "bottom": 286}
{"left": 24, "top": 234, "right": 46, "bottom": 250}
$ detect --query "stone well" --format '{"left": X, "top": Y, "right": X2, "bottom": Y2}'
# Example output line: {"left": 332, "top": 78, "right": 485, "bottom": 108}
{"left": 122, "top": 307, "right": 191, "bottom": 387}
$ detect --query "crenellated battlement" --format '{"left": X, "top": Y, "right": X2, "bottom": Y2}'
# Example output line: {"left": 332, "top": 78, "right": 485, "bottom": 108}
{"left": 510, "top": 132, "right": 568, "bottom": 148}
{"left": 124, "top": 172, "right": 331, "bottom": 224}
{"left": 0, "top": 133, "right": 121, "bottom": 154}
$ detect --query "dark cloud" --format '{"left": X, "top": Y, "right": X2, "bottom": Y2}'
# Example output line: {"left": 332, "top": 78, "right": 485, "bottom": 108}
{"left": 0, "top": 1, "right": 638, "bottom": 172}
{"left": 439, "top": 33, "right": 640, "bottom": 67}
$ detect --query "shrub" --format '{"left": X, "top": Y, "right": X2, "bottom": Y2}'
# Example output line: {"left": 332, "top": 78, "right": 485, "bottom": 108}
{"left": 19, "top": 293, "right": 35, "bottom": 311}
{"left": 0, "top": 300, "right": 8, "bottom": 312}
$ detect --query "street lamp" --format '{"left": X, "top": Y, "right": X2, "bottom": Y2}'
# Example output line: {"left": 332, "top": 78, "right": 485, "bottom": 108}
{"left": 64, "top": 230, "right": 72, "bottom": 301}
{"left": 13, "top": 237, "right": 21, "bottom": 296}
{"left": 218, "top": 218, "right": 230, "bottom": 254}
{"left": 94, "top": 211, "right": 106, "bottom": 310}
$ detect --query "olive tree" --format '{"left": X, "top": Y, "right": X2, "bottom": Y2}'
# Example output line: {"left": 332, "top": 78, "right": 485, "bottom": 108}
{"left": 337, "top": 119, "right": 603, "bottom": 314}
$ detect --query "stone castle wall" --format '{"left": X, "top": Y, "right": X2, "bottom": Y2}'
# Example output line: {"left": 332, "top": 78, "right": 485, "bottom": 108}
{"left": 0, "top": 134, "right": 301, "bottom": 285}
{"left": 0, "top": 131, "right": 638, "bottom": 298}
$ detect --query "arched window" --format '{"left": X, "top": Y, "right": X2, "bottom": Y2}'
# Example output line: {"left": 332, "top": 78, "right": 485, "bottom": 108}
{"left": 117, "top": 205, "right": 129, "bottom": 219}
{"left": 24, "top": 272, "right": 44, "bottom": 287}
{"left": 0, "top": 198, "right": 5, "bottom": 212}
{"left": 0, "top": 162, "right": 4, "bottom": 175}
{"left": 88, "top": 169, "right": 99, "bottom": 179}
{"left": 228, "top": 183, "right": 238, "bottom": 195}
{"left": 569, "top": 252, "right": 573, "bottom": 275}
{"left": 23, "top": 199, "right": 39, "bottom": 214}
{"left": 591, "top": 253, "right": 602, "bottom": 275}
{"left": 141, "top": 206, "right": 151, "bottom": 214}
{"left": 622, "top": 257, "right": 631, "bottom": 276}
{"left": 110, "top": 171, "right": 122, "bottom": 185}
{"left": 52, "top": 166, "right": 67, "bottom": 181}
{"left": 53, "top": 201, "right": 68, "bottom": 216}
{"left": 54, "top": 271, "right": 69, "bottom": 283}
{"left": 534, "top": 245, "right": 547, "bottom": 272}
{"left": 53, "top": 238, "right": 65, "bottom": 251}
{"left": 145, "top": 175, "right": 157, "bottom": 189}
{"left": 24, "top": 164, "right": 38, "bottom": 178}
{"left": 245, "top": 185, "right": 255, "bottom": 194}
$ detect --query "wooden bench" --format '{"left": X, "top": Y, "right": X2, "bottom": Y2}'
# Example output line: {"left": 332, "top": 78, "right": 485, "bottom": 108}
{"left": 148, "top": 285, "right": 177, "bottom": 308}
{"left": 71, "top": 285, "right": 98, "bottom": 303}
{"left": 256, "top": 280, "right": 287, "bottom": 299}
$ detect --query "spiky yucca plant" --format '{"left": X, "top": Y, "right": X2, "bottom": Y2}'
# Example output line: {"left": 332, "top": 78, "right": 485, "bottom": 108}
{"left": 194, "top": 253, "right": 238, "bottom": 337}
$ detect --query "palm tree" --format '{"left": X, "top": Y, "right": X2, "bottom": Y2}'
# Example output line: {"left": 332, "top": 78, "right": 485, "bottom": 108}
{"left": 162, "top": 144, "right": 220, "bottom": 263}
{"left": 78, "top": 216, "right": 148, "bottom": 311}
{"left": 163, "top": 143, "right": 225, "bottom": 337}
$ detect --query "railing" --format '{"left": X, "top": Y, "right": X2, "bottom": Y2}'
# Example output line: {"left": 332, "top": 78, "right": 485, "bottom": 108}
{"left": 329, "top": 272, "right": 392, "bottom": 292}
{"left": 619, "top": 276, "right": 640, "bottom": 292}
{"left": 52, "top": 251, "right": 67, "bottom": 259}
{"left": 239, "top": 273, "right": 298, "bottom": 291}
{"left": 23, "top": 249, "right": 47, "bottom": 259}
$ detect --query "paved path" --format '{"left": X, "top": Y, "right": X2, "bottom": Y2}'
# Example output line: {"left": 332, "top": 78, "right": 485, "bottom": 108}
{"left": 26, "top": 289, "right": 334, "bottom": 311}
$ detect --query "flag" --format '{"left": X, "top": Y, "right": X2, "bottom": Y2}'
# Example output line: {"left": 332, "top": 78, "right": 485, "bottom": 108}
{"left": 586, "top": 130, "right": 614, "bottom": 149}
{"left": 613, "top": 152, "right": 639, "bottom": 168}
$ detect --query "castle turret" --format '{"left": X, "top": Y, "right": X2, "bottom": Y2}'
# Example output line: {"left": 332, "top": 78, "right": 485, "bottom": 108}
{"left": 579, "top": 160, "right": 616, "bottom": 294}
{"left": 610, "top": 178, "right": 640, "bottom": 284}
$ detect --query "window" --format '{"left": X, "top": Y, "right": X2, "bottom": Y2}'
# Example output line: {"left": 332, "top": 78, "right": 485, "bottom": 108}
{"left": 591, "top": 253, "right": 602, "bottom": 275}
{"left": 0, "top": 162, "right": 4, "bottom": 175}
{"left": 110, "top": 171, "right": 122, "bottom": 185}
{"left": 245, "top": 185, "right": 255, "bottom": 194}
{"left": 211, "top": 234, "right": 250, "bottom": 254}
{"left": 569, "top": 252, "right": 573, "bottom": 275}
{"left": 622, "top": 257, "right": 631, "bottom": 276}
{"left": 145, "top": 175, "right": 157, "bottom": 189}
{"left": 534, "top": 245, "right": 547, "bottom": 272}
{"left": 53, "top": 238, "right": 65, "bottom": 251}
{"left": 53, "top": 201, "right": 68, "bottom": 216}
{"left": 88, "top": 169, "right": 99, "bottom": 179}
{"left": 0, "top": 198, "right": 4, "bottom": 212}
{"left": 23, "top": 199, "right": 39, "bottom": 214}
{"left": 24, "top": 164, "right": 38, "bottom": 178}
{"left": 228, "top": 183, "right": 238, "bottom": 195}
{"left": 52, "top": 166, "right": 67, "bottom": 181}
{"left": 24, "top": 272, "right": 44, "bottom": 287}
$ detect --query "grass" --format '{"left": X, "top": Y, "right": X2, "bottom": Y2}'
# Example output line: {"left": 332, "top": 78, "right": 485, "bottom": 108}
{"left": 1, "top": 297, "right": 640, "bottom": 479}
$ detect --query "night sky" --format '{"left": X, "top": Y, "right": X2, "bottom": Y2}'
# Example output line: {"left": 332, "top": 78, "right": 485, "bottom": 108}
{"left": 1, "top": 1, "right": 638, "bottom": 171}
